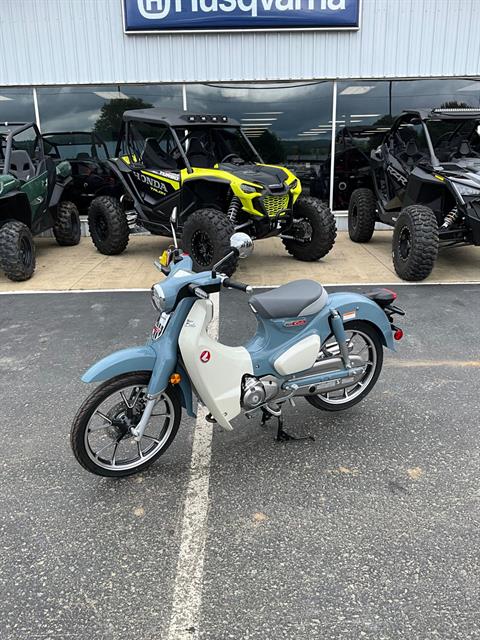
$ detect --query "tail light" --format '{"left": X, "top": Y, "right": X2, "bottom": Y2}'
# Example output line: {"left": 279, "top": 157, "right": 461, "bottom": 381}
{"left": 393, "top": 327, "right": 404, "bottom": 341}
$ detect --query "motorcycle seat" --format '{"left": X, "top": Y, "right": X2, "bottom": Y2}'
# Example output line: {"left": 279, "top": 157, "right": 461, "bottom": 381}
{"left": 249, "top": 279, "right": 328, "bottom": 319}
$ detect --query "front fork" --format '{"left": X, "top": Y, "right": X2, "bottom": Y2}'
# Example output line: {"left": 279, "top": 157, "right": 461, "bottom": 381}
{"left": 130, "top": 398, "right": 157, "bottom": 442}
{"left": 329, "top": 309, "right": 352, "bottom": 368}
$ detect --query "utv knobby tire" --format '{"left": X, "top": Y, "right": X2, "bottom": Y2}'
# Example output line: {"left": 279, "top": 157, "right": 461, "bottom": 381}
{"left": 348, "top": 188, "right": 377, "bottom": 243}
{"left": 392, "top": 205, "right": 439, "bottom": 281}
{"left": 88, "top": 196, "right": 129, "bottom": 255}
{"left": 53, "top": 200, "right": 81, "bottom": 246}
{"left": 70, "top": 372, "right": 181, "bottom": 478}
{"left": 0, "top": 220, "right": 36, "bottom": 282}
{"left": 182, "top": 208, "right": 238, "bottom": 275}
{"left": 282, "top": 196, "right": 337, "bottom": 261}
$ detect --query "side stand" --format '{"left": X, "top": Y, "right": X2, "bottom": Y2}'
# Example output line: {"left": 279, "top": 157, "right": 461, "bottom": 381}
{"left": 276, "top": 414, "right": 315, "bottom": 442}
{"left": 261, "top": 408, "right": 314, "bottom": 442}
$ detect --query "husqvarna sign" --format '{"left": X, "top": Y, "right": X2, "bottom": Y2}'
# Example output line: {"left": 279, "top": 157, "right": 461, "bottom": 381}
{"left": 123, "top": 0, "right": 360, "bottom": 33}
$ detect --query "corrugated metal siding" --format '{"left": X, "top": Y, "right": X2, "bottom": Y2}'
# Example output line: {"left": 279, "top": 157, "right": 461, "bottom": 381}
{"left": 0, "top": 0, "right": 479, "bottom": 86}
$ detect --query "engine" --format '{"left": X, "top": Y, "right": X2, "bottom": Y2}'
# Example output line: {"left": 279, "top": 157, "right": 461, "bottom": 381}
{"left": 241, "top": 375, "right": 280, "bottom": 410}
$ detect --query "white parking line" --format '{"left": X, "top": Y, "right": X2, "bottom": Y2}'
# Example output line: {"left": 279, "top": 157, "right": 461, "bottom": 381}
{"left": 166, "top": 293, "right": 219, "bottom": 640}
{"left": 1, "top": 281, "right": 479, "bottom": 296}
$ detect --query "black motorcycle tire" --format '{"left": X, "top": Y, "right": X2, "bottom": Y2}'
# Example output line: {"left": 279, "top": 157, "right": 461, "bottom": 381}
{"left": 306, "top": 320, "right": 384, "bottom": 412}
{"left": 70, "top": 372, "right": 181, "bottom": 477}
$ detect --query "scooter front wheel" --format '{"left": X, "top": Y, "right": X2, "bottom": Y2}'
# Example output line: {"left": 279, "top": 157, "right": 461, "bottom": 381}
{"left": 70, "top": 372, "right": 181, "bottom": 477}
{"left": 306, "top": 320, "right": 383, "bottom": 412}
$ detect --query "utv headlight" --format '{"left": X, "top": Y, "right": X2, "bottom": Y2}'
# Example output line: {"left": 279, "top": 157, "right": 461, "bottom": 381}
{"left": 151, "top": 284, "right": 166, "bottom": 311}
{"left": 453, "top": 181, "right": 480, "bottom": 197}
{"left": 289, "top": 179, "right": 299, "bottom": 190}
{"left": 240, "top": 183, "right": 258, "bottom": 194}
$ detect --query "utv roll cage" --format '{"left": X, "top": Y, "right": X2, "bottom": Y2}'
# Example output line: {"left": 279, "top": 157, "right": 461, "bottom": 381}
{"left": 387, "top": 109, "right": 480, "bottom": 169}
{"left": 0, "top": 121, "right": 45, "bottom": 175}
{"left": 115, "top": 108, "right": 263, "bottom": 174}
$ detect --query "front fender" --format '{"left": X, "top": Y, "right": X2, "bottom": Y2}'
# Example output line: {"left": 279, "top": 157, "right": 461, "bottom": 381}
{"left": 82, "top": 345, "right": 156, "bottom": 382}
{"left": 328, "top": 292, "right": 396, "bottom": 351}
{"left": 81, "top": 344, "right": 195, "bottom": 417}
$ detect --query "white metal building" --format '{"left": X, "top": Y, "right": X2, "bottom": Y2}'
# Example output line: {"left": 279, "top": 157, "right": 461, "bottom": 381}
{"left": 1, "top": 0, "right": 480, "bottom": 210}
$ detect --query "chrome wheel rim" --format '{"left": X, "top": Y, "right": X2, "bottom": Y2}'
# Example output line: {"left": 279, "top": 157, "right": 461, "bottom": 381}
{"left": 84, "top": 385, "right": 175, "bottom": 471}
{"left": 316, "top": 329, "right": 377, "bottom": 405}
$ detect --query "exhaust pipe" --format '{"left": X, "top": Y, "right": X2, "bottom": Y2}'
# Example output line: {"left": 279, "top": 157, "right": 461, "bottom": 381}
{"left": 283, "top": 357, "right": 366, "bottom": 397}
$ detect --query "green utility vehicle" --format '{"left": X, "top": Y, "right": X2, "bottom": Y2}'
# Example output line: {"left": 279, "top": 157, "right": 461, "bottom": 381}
{"left": 0, "top": 122, "right": 80, "bottom": 281}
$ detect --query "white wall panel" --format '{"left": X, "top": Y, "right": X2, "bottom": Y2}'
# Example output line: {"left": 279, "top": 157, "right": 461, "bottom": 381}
{"left": 0, "top": 0, "right": 479, "bottom": 86}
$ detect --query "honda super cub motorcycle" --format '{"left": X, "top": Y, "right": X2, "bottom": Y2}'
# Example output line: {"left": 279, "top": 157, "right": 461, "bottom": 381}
{"left": 71, "top": 221, "right": 404, "bottom": 477}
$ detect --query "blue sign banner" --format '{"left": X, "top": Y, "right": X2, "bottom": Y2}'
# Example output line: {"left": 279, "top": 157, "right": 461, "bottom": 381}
{"left": 124, "top": 0, "right": 360, "bottom": 33}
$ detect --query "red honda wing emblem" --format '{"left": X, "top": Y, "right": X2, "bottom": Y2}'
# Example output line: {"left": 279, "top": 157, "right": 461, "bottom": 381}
{"left": 200, "top": 350, "right": 211, "bottom": 363}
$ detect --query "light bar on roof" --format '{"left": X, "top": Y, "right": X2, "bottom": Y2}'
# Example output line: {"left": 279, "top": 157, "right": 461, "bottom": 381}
{"left": 432, "top": 108, "right": 480, "bottom": 112}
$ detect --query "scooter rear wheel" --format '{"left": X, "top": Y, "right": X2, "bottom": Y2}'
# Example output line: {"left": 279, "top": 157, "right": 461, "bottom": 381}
{"left": 306, "top": 320, "right": 383, "bottom": 412}
{"left": 70, "top": 372, "right": 181, "bottom": 477}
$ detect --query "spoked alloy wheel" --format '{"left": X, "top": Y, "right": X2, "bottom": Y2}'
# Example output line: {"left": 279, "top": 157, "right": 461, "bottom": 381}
{"left": 306, "top": 320, "right": 383, "bottom": 412}
{"left": 71, "top": 373, "right": 181, "bottom": 477}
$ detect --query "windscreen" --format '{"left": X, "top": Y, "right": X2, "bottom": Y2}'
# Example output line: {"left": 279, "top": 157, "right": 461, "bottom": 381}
{"left": 426, "top": 118, "right": 480, "bottom": 160}
{"left": 174, "top": 126, "right": 259, "bottom": 167}
{"left": 43, "top": 133, "right": 108, "bottom": 161}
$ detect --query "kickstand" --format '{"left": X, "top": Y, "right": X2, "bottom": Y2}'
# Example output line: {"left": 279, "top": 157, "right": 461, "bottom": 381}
{"left": 276, "top": 413, "right": 315, "bottom": 443}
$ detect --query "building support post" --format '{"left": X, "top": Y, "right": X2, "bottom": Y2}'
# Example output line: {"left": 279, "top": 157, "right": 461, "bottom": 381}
{"left": 328, "top": 79, "right": 337, "bottom": 213}
{"left": 182, "top": 84, "right": 187, "bottom": 112}
{"left": 33, "top": 87, "right": 41, "bottom": 131}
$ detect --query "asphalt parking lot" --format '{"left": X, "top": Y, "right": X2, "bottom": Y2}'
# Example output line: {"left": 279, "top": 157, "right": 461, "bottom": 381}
{"left": 1, "top": 284, "right": 479, "bottom": 639}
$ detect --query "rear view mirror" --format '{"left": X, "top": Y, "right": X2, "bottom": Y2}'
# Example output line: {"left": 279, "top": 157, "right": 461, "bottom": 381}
{"left": 230, "top": 232, "right": 253, "bottom": 259}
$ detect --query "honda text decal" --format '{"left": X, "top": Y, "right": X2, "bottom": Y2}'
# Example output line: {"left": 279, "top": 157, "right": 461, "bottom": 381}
{"left": 124, "top": 0, "right": 360, "bottom": 32}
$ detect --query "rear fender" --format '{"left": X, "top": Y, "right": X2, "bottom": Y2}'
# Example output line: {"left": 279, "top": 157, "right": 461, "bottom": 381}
{"left": 328, "top": 292, "right": 395, "bottom": 350}
{"left": 81, "top": 344, "right": 195, "bottom": 417}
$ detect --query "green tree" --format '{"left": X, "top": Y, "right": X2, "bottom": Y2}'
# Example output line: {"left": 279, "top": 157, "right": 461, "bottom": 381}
{"left": 253, "top": 130, "right": 286, "bottom": 163}
{"left": 94, "top": 97, "right": 153, "bottom": 140}
{"left": 440, "top": 100, "right": 469, "bottom": 109}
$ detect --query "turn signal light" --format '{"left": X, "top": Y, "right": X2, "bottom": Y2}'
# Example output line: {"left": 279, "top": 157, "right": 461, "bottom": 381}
{"left": 394, "top": 328, "right": 404, "bottom": 341}
{"left": 170, "top": 373, "right": 182, "bottom": 385}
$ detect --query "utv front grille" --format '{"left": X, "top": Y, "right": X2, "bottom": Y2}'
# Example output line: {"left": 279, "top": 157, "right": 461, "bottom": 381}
{"left": 262, "top": 194, "right": 289, "bottom": 217}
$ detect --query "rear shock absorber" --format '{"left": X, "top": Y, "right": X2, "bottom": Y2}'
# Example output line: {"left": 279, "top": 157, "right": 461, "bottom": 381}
{"left": 227, "top": 196, "right": 242, "bottom": 225}
{"left": 441, "top": 206, "right": 459, "bottom": 229}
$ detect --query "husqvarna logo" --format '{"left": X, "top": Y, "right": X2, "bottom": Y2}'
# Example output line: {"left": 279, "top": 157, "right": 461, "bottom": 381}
{"left": 137, "top": 0, "right": 347, "bottom": 21}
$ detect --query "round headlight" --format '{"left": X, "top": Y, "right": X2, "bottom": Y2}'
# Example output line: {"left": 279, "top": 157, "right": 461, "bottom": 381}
{"left": 151, "top": 284, "right": 166, "bottom": 311}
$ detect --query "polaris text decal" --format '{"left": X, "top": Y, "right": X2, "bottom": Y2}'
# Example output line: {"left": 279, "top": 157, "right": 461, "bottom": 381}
{"left": 124, "top": 0, "right": 360, "bottom": 32}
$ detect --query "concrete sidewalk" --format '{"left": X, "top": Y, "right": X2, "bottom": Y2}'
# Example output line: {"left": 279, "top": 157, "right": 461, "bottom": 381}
{"left": 1, "top": 231, "right": 479, "bottom": 292}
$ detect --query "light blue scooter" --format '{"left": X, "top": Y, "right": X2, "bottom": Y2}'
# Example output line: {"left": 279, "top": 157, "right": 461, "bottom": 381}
{"left": 71, "top": 227, "right": 404, "bottom": 477}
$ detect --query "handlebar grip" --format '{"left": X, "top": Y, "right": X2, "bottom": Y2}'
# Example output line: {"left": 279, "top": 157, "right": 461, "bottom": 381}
{"left": 223, "top": 278, "right": 252, "bottom": 293}
{"left": 188, "top": 284, "right": 209, "bottom": 299}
